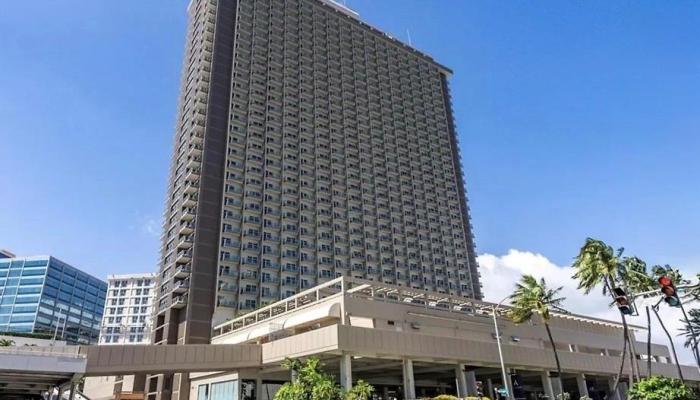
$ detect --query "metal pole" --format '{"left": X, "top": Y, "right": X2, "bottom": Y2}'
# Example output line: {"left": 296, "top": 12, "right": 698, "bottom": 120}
{"left": 492, "top": 296, "right": 512, "bottom": 400}
{"left": 51, "top": 314, "right": 63, "bottom": 346}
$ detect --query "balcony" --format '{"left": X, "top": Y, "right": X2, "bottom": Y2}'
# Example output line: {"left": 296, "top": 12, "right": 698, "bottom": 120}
{"left": 240, "top": 273, "right": 258, "bottom": 282}
{"left": 181, "top": 208, "right": 196, "bottom": 221}
{"left": 188, "top": 144, "right": 203, "bottom": 158}
{"left": 173, "top": 279, "right": 190, "bottom": 293}
{"left": 175, "top": 251, "right": 192, "bottom": 264}
{"left": 191, "top": 131, "right": 204, "bottom": 145}
{"left": 218, "top": 285, "right": 237, "bottom": 293}
{"left": 174, "top": 264, "right": 192, "bottom": 278}
{"left": 178, "top": 222, "right": 195, "bottom": 236}
{"left": 186, "top": 157, "right": 201, "bottom": 170}
{"left": 217, "top": 299, "right": 237, "bottom": 308}
{"left": 177, "top": 236, "right": 194, "bottom": 249}
{"left": 172, "top": 295, "right": 188, "bottom": 309}
{"left": 184, "top": 181, "right": 199, "bottom": 194}
{"left": 185, "top": 170, "right": 200, "bottom": 183}
{"left": 183, "top": 194, "right": 198, "bottom": 208}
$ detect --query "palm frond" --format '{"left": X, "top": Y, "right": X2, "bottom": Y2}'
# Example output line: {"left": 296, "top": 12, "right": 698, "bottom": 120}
{"left": 507, "top": 274, "right": 567, "bottom": 324}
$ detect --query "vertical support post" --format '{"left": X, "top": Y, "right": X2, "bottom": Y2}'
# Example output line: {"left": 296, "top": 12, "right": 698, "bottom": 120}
{"left": 68, "top": 382, "right": 76, "bottom": 400}
{"left": 487, "top": 379, "right": 494, "bottom": 400}
{"left": 466, "top": 371, "right": 478, "bottom": 396}
{"left": 504, "top": 369, "right": 515, "bottom": 399}
{"left": 402, "top": 358, "right": 416, "bottom": 400}
{"left": 576, "top": 374, "right": 589, "bottom": 398}
{"left": 340, "top": 353, "right": 353, "bottom": 391}
{"left": 541, "top": 371, "right": 554, "bottom": 399}
{"left": 454, "top": 365, "right": 468, "bottom": 398}
{"left": 618, "top": 382, "right": 629, "bottom": 399}
{"left": 607, "top": 377, "right": 621, "bottom": 400}
{"left": 255, "top": 376, "right": 263, "bottom": 400}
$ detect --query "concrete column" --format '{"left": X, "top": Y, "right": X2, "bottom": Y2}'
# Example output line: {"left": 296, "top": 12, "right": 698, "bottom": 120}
{"left": 255, "top": 377, "right": 263, "bottom": 400}
{"left": 551, "top": 374, "right": 563, "bottom": 398}
{"left": 607, "top": 378, "right": 621, "bottom": 400}
{"left": 402, "top": 359, "right": 416, "bottom": 400}
{"left": 340, "top": 353, "right": 353, "bottom": 391}
{"left": 454, "top": 365, "right": 468, "bottom": 398}
{"left": 541, "top": 372, "right": 554, "bottom": 399}
{"left": 68, "top": 382, "right": 76, "bottom": 400}
{"left": 576, "top": 374, "right": 589, "bottom": 398}
{"left": 466, "top": 370, "right": 478, "bottom": 396}
{"left": 619, "top": 382, "right": 629, "bottom": 399}
{"left": 486, "top": 379, "right": 494, "bottom": 399}
{"left": 505, "top": 370, "right": 514, "bottom": 400}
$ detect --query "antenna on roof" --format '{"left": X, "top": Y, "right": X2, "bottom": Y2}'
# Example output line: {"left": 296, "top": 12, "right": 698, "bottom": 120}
{"left": 406, "top": 29, "right": 413, "bottom": 46}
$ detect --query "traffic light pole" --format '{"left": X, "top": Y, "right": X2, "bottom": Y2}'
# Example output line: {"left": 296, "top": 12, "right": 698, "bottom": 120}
{"left": 492, "top": 296, "right": 513, "bottom": 400}
{"left": 634, "top": 284, "right": 700, "bottom": 374}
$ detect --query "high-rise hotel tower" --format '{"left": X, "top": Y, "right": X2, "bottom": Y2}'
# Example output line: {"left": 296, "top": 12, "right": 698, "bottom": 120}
{"left": 151, "top": 0, "right": 480, "bottom": 397}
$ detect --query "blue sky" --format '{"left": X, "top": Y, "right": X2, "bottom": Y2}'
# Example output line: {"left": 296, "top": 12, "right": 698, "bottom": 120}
{"left": 1, "top": 0, "right": 698, "bottom": 280}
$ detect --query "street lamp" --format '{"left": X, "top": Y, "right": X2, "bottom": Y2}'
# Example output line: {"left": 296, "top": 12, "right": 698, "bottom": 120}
{"left": 492, "top": 295, "right": 512, "bottom": 400}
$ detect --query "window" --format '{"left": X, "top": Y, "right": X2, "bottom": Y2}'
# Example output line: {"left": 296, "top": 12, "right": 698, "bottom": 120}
{"left": 198, "top": 385, "right": 209, "bottom": 400}
{"left": 210, "top": 381, "right": 237, "bottom": 400}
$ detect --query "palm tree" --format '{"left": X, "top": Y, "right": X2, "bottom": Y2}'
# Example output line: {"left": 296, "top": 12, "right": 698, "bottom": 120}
{"left": 508, "top": 274, "right": 567, "bottom": 398}
{"left": 680, "top": 309, "right": 700, "bottom": 352}
{"left": 571, "top": 238, "right": 629, "bottom": 396}
{"left": 618, "top": 256, "right": 655, "bottom": 379}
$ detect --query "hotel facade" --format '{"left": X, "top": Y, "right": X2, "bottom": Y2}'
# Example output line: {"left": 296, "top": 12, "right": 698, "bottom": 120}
{"left": 151, "top": 0, "right": 480, "bottom": 398}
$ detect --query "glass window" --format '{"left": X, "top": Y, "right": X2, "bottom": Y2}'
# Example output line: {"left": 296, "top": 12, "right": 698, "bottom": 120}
{"left": 12, "top": 305, "right": 37, "bottom": 313}
{"left": 17, "top": 287, "right": 42, "bottom": 295}
{"left": 15, "top": 295, "right": 39, "bottom": 304}
{"left": 210, "top": 381, "right": 237, "bottom": 400}
{"left": 198, "top": 384, "right": 209, "bottom": 400}
{"left": 24, "top": 260, "right": 47, "bottom": 268}
{"left": 20, "top": 277, "right": 44, "bottom": 285}
{"left": 22, "top": 267, "right": 47, "bottom": 276}
{"left": 10, "top": 314, "right": 35, "bottom": 323}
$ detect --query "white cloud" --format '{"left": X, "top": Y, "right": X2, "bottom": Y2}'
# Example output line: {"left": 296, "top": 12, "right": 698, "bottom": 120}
{"left": 141, "top": 218, "right": 160, "bottom": 237}
{"left": 478, "top": 249, "right": 697, "bottom": 364}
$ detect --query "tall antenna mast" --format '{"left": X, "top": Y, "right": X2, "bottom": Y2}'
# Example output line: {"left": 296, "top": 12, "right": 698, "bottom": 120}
{"left": 406, "top": 29, "right": 413, "bottom": 46}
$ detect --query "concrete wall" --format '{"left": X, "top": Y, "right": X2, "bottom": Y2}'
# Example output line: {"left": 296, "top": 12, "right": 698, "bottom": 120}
{"left": 0, "top": 334, "right": 66, "bottom": 347}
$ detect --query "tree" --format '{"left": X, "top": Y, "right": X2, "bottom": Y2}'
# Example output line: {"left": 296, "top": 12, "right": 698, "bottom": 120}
{"left": 571, "top": 238, "right": 630, "bottom": 396}
{"left": 274, "top": 357, "right": 373, "bottom": 400}
{"left": 618, "top": 256, "right": 655, "bottom": 379}
{"left": 508, "top": 274, "right": 566, "bottom": 398}
{"left": 628, "top": 376, "right": 695, "bottom": 400}
{"left": 679, "top": 308, "right": 700, "bottom": 351}
{"left": 0, "top": 339, "right": 14, "bottom": 347}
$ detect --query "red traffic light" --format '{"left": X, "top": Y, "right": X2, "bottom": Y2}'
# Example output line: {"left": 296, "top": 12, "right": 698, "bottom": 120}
{"left": 658, "top": 276, "right": 673, "bottom": 287}
{"left": 658, "top": 275, "right": 681, "bottom": 308}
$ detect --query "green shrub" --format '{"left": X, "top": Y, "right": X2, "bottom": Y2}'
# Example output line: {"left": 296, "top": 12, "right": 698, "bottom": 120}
{"left": 274, "top": 358, "right": 374, "bottom": 400}
{"left": 628, "top": 376, "right": 695, "bottom": 400}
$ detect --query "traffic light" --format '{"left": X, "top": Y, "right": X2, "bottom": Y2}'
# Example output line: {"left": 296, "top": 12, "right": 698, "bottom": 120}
{"left": 613, "top": 287, "right": 633, "bottom": 315}
{"left": 658, "top": 276, "right": 681, "bottom": 307}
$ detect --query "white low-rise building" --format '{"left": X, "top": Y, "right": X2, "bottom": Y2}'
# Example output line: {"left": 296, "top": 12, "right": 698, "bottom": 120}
{"left": 99, "top": 273, "right": 155, "bottom": 345}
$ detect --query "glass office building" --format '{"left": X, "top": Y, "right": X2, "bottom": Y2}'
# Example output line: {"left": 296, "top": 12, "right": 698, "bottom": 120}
{"left": 0, "top": 255, "right": 107, "bottom": 344}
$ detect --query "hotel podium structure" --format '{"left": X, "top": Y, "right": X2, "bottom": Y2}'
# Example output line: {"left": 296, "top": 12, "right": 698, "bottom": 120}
{"left": 150, "top": 0, "right": 480, "bottom": 398}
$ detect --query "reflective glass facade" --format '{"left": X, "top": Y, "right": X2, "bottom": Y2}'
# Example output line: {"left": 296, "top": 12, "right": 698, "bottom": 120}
{"left": 0, "top": 256, "right": 107, "bottom": 344}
